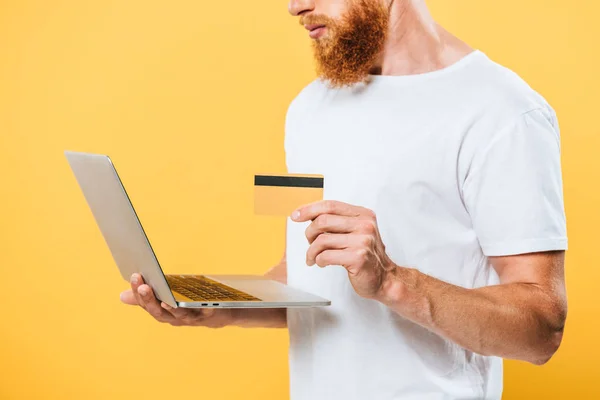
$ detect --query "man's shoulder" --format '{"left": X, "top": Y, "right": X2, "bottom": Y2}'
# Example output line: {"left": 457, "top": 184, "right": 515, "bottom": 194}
{"left": 462, "top": 51, "right": 553, "bottom": 117}
{"left": 457, "top": 53, "right": 560, "bottom": 168}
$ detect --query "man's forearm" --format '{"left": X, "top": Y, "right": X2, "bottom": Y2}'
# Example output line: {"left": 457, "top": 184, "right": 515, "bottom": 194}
{"left": 378, "top": 266, "right": 566, "bottom": 365}
{"left": 229, "top": 308, "right": 287, "bottom": 328}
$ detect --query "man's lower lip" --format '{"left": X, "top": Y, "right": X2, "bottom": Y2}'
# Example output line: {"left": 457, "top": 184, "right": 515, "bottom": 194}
{"left": 309, "top": 26, "right": 327, "bottom": 39}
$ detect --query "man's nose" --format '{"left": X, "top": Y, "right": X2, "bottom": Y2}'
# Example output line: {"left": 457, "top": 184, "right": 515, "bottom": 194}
{"left": 288, "top": 0, "right": 315, "bottom": 16}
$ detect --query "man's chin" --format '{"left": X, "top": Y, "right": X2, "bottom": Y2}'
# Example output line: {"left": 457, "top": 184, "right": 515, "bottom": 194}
{"left": 308, "top": 0, "right": 389, "bottom": 88}
{"left": 312, "top": 51, "right": 372, "bottom": 88}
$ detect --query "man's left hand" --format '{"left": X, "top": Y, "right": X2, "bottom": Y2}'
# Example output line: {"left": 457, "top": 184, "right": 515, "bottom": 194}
{"left": 291, "top": 200, "right": 398, "bottom": 300}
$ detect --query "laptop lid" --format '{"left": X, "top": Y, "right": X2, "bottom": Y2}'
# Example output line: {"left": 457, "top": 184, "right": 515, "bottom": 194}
{"left": 65, "top": 151, "right": 178, "bottom": 307}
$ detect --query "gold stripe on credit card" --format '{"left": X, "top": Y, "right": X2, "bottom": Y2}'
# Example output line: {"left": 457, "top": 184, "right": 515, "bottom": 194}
{"left": 254, "top": 174, "right": 324, "bottom": 216}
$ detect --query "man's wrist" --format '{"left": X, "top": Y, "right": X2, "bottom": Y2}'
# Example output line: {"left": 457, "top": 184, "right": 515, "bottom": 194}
{"left": 228, "top": 308, "right": 288, "bottom": 328}
{"left": 376, "top": 264, "right": 419, "bottom": 310}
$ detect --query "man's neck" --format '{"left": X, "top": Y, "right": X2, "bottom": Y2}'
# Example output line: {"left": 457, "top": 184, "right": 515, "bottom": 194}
{"left": 369, "top": 0, "right": 473, "bottom": 77}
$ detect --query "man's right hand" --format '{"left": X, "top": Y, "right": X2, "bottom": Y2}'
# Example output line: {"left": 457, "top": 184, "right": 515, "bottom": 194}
{"left": 120, "top": 273, "right": 234, "bottom": 328}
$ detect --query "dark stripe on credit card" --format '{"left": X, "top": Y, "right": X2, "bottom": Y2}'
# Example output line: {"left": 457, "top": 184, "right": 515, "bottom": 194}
{"left": 254, "top": 175, "right": 324, "bottom": 188}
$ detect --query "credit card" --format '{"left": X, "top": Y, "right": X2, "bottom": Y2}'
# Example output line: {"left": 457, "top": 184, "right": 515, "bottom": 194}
{"left": 254, "top": 173, "right": 324, "bottom": 216}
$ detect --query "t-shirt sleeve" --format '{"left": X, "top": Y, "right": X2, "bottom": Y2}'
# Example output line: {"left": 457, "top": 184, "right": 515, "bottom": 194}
{"left": 462, "top": 107, "right": 568, "bottom": 256}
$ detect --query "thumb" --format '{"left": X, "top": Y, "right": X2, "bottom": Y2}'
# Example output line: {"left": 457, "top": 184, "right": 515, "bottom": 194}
{"left": 120, "top": 289, "right": 138, "bottom": 305}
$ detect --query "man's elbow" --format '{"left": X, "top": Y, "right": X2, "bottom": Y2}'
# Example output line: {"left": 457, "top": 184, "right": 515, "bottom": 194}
{"left": 529, "top": 303, "right": 567, "bottom": 366}
{"left": 529, "top": 328, "right": 564, "bottom": 365}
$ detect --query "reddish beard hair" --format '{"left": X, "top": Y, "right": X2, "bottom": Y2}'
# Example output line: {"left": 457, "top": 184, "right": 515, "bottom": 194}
{"left": 301, "top": 0, "right": 390, "bottom": 88}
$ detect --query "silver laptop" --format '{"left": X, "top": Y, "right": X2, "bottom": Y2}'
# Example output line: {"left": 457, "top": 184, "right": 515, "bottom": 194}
{"left": 65, "top": 151, "right": 330, "bottom": 309}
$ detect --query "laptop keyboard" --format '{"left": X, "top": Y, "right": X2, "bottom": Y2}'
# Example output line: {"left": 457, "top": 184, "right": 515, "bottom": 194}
{"left": 165, "top": 275, "right": 261, "bottom": 302}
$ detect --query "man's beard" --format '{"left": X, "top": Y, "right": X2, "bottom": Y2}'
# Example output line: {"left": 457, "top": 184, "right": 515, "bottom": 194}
{"left": 301, "top": 0, "right": 390, "bottom": 88}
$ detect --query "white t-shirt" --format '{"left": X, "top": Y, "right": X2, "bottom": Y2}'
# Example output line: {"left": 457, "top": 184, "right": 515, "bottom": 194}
{"left": 284, "top": 50, "right": 567, "bottom": 400}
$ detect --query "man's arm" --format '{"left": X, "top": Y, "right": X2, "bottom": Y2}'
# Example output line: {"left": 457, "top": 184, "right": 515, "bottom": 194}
{"left": 378, "top": 250, "right": 567, "bottom": 365}
{"left": 120, "top": 250, "right": 288, "bottom": 329}
{"left": 293, "top": 200, "right": 567, "bottom": 366}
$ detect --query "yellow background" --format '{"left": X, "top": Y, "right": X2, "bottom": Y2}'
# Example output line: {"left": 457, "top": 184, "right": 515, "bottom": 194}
{"left": 1, "top": 0, "right": 598, "bottom": 398}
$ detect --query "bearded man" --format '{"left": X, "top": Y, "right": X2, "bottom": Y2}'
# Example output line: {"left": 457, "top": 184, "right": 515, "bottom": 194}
{"left": 121, "top": 1, "right": 568, "bottom": 399}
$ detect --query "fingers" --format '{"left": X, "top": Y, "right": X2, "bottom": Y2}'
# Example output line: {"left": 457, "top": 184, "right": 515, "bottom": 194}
{"left": 120, "top": 289, "right": 138, "bottom": 305}
{"left": 314, "top": 249, "right": 356, "bottom": 269}
{"left": 292, "top": 200, "right": 361, "bottom": 222}
{"left": 306, "top": 233, "right": 350, "bottom": 265}
{"left": 162, "top": 303, "right": 214, "bottom": 319}
{"left": 122, "top": 273, "right": 223, "bottom": 327}
{"left": 161, "top": 302, "right": 219, "bottom": 327}
{"left": 137, "top": 284, "right": 176, "bottom": 324}
{"left": 161, "top": 302, "right": 196, "bottom": 322}
{"left": 305, "top": 214, "right": 358, "bottom": 243}
{"left": 130, "top": 273, "right": 146, "bottom": 309}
